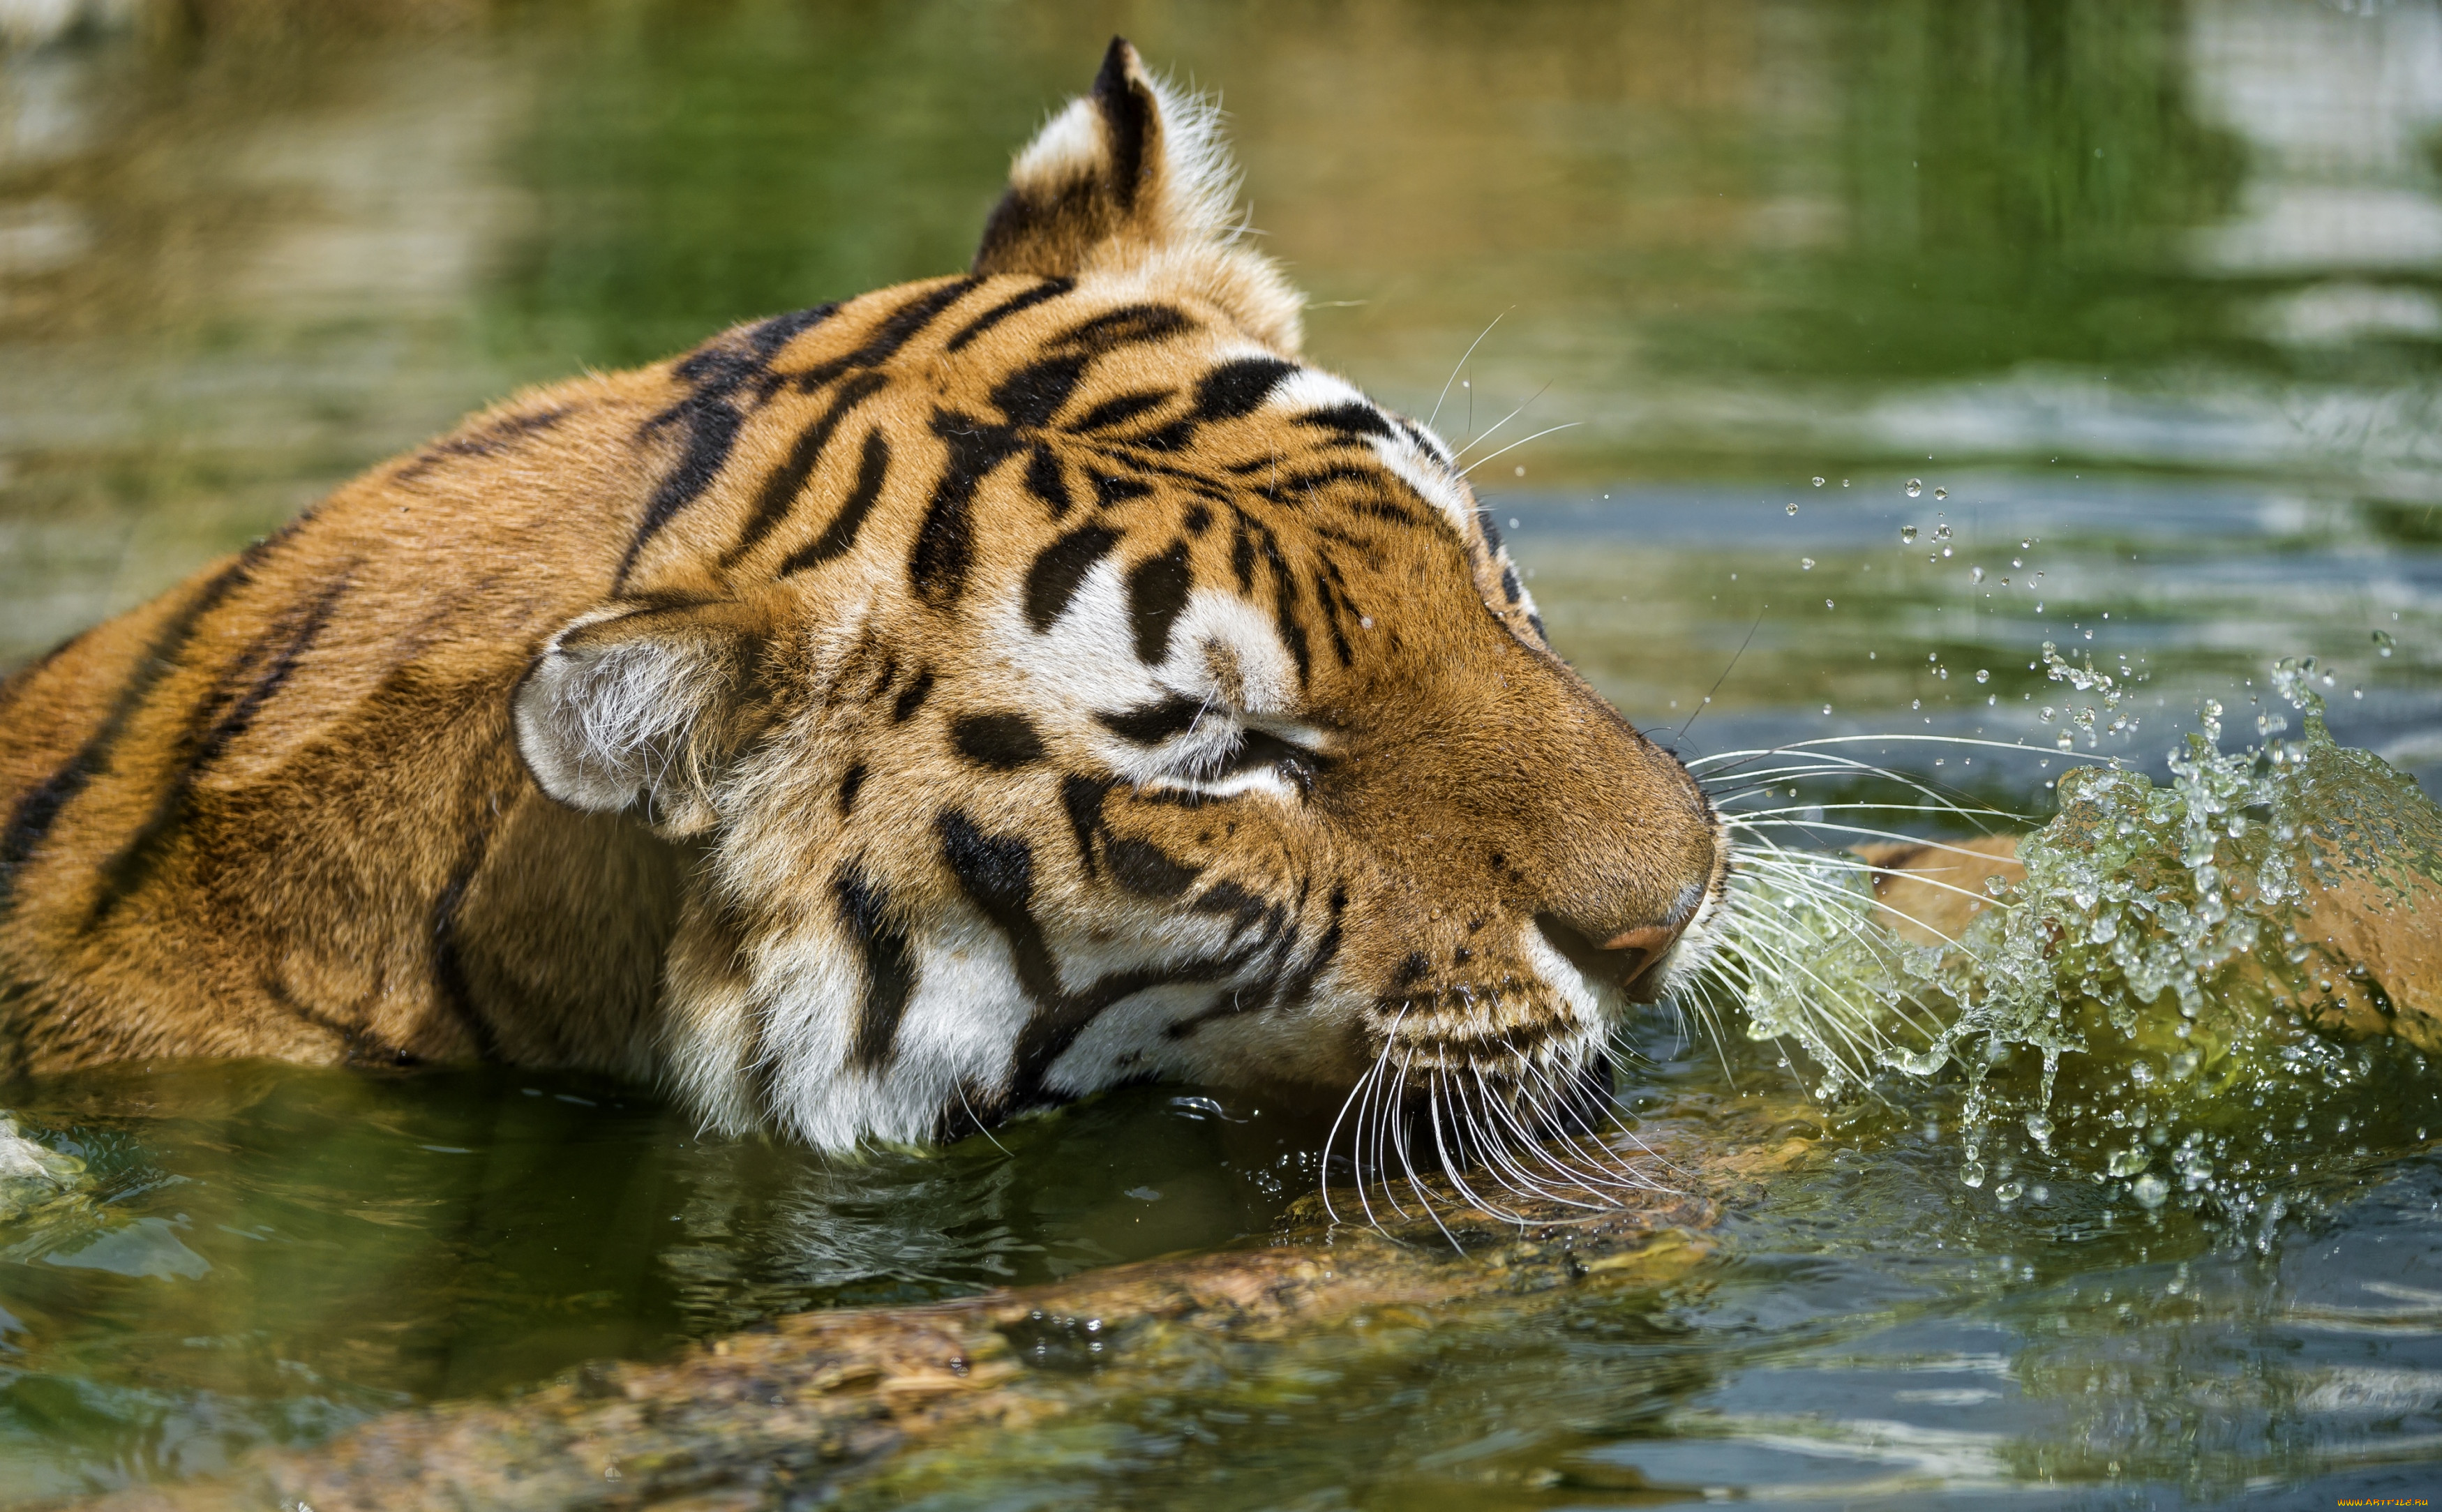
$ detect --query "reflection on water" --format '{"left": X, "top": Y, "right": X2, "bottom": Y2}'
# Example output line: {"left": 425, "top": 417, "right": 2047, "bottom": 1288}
{"left": 1, "top": 0, "right": 2439, "bottom": 1506}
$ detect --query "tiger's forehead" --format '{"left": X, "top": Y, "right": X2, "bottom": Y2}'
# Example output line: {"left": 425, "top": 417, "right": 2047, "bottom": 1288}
{"left": 617, "top": 274, "right": 1511, "bottom": 689}
{"left": 773, "top": 273, "right": 1476, "bottom": 530}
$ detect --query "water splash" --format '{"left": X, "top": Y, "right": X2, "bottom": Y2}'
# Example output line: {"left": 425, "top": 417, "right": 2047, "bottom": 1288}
{"left": 1706, "top": 657, "right": 2442, "bottom": 1234}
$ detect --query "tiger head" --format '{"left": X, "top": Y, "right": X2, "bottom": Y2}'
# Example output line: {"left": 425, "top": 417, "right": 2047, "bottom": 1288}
{"left": 511, "top": 40, "right": 1727, "bottom": 1153}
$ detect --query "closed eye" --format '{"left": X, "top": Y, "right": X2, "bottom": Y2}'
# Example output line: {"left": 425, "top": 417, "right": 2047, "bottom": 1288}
{"left": 1214, "top": 726, "right": 1326, "bottom": 795}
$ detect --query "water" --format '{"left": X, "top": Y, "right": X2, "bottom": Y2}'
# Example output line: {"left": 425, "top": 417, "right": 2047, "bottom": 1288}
{"left": 3, "top": 0, "right": 2442, "bottom": 1505}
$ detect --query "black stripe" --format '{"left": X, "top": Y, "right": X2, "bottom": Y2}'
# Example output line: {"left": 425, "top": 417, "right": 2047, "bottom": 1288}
{"left": 1296, "top": 402, "right": 1397, "bottom": 440}
{"left": 934, "top": 809, "right": 1254, "bottom": 1111}
{"left": 791, "top": 276, "right": 984, "bottom": 393}
{"left": 1097, "top": 696, "right": 1204, "bottom": 745}
{"left": 1105, "top": 837, "right": 1199, "bottom": 899}
{"left": 1054, "top": 304, "right": 1193, "bottom": 357}
{"left": 1399, "top": 417, "right": 1453, "bottom": 464}
{"left": 991, "top": 357, "right": 1088, "bottom": 430}
{"left": 1313, "top": 566, "right": 1355, "bottom": 668}
{"left": 431, "top": 820, "right": 502, "bottom": 1063}
{"left": 394, "top": 403, "right": 580, "bottom": 486}
{"left": 1189, "top": 880, "right": 1269, "bottom": 936}
{"left": 617, "top": 343, "right": 764, "bottom": 588}
{"left": 1059, "top": 774, "right": 1112, "bottom": 880}
{"left": 1193, "top": 357, "right": 1298, "bottom": 423}
{"left": 1278, "top": 885, "right": 1348, "bottom": 1008}
{"left": 778, "top": 428, "right": 893, "bottom": 576}
{"left": 747, "top": 303, "right": 839, "bottom": 359}
{"left": 1250, "top": 463, "right": 1400, "bottom": 506}
{"left": 0, "top": 553, "right": 258, "bottom": 916}
{"left": 1126, "top": 541, "right": 1192, "bottom": 664}
{"left": 837, "top": 761, "right": 867, "bottom": 818}
{"left": 891, "top": 670, "right": 936, "bottom": 724}
{"left": 909, "top": 412, "right": 1024, "bottom": 607}
{"left": 1024, "top": 445, "right": 1074, "bottom": 518}
{"left": 944, "top": 278, "right": 1074, "bottom": 352}
{"left": 619, "top": 281, "right": 968, "bottom": 587}
{"left": 1474, "top": 506, "right": 1507, "bottom": 555}
{"left": 1091, "top": 470, "right": 1154, "bottom": 509}
{"left": 728, "top": 370, "right": 887, "bottom": 567}
{"left": 1073, "top": 389, "right": 1173, "bottom": 433}
{"left": 86, "top": 576, "right": 350, "bottom": 929}
{"left": 838, "top": 867, "right": 917, "bottom": 1072}
{"left": 1023, "top": 524, "right": 1120, "bottom": 633}
{"left": 1122, "top": 418, "right": 1199, "bottom": 453}
{"left": 1166, "top": 892, "right": 1303, "bottom": 1039}
{"left": 1264, "top": 535, "right": 1312, "bottom": 686}
{"left": 1229, "top": 518, "right": 1257, "bottom": 592}
{"left": 950, "top": 712, "right": 1045, "bottom": 770}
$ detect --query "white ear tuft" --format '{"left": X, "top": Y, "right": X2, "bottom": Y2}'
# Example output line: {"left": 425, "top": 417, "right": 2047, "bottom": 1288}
{"left": 513, "top": 600, "right": 766, "bottom": 835}
{"left": 973, "top": 37, "right": 1303, "bottom": 354}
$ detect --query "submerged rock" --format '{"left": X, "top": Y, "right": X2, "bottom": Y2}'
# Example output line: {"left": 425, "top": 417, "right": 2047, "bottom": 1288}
{"left": 53, "top": 1096, "right": 1818, "bottom": 1512}
{"left": 0, "top": 1114, "right": 84, "bottom": 1222}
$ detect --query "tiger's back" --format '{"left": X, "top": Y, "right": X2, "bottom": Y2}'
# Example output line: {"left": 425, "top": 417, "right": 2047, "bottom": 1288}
{"left": 0, "top": 363, "right": 684, "bottom": 1075}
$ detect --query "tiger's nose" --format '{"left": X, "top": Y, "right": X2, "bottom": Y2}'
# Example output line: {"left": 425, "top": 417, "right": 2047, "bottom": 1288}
{"left": 1533, "top": 908, "right": 1695, "bottom": 1001}
{"left": 1597, "top": 922, "right": 1684, "bottom": 996}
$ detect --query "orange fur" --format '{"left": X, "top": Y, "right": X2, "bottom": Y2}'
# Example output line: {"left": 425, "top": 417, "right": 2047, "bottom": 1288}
{"left": 0, "top": 41, "right": 1723, "bottom": 1147}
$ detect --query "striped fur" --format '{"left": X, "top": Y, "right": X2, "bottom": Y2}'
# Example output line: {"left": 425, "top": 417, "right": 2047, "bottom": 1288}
{"left": 0, "top": 40, "right": 1724, "bottom": 1148}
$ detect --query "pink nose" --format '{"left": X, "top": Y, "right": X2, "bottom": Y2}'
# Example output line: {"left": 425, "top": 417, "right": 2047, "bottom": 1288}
{"left": 1596, "top": 922, "right": 1684, "bottom": 996}
{"left": 1534, "top": 912, "right": 1692, "bottom": 1001}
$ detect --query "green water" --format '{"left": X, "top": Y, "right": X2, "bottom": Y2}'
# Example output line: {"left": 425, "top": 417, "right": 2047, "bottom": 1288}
{"left": 3, "top": 0, "right": 2441, "bottom": 1504}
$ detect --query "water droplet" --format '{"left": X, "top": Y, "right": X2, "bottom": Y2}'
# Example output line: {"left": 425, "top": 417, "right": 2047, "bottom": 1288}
{"left": 1812, "top": 476, "right": 1825, "bottom": 487}
{"left": 1995, "top": 1179, "right": 2025, "bottom": 1204}
{"left": 1825, "top": 598, "right": 1835, "bottom": 609}
{"left": 2021, "top": 539, "right": 2032, "bottom": 549}
{"left": 1941, "top": 546, "right": 1953, "bottom": 558}
{"left": 2374, "top": 629, "right": 2396, "bottom": 657}
{"left": 2107, "top": 1148, "right": 2150, "bottom": 1177}
{"left": 1934, "top": 487, "right": 1948, "bottom": 500}
{"left": 1905, "top": 478, "right": 1923, "bottom": 497}
{"left": 2132, "top": 1174, "right": 2169, "bottom": 1209}
{"left": 1975, "top": 668, "right": 1991, "bottom": 683}
{"left": 1933, "top": 523, "right": 1952, "bottom": 540}
{"left": 1800, "top": 557, "right": 1815, "bottom": 570}
{"left": 1971, "top": 566, "right": 1986, "bottom": 584}
{"left": 1900, "top": 525, "right": 1919, "bottom": 544}
{"left": 1961, "top": 1159, "right": 1986, "bottom": 1188}
{"left": 1787, "top": 502, "right": 1799, "bottom": 515}
{"left": 1822, "top": 703, "right": 1833, "bottom": 716}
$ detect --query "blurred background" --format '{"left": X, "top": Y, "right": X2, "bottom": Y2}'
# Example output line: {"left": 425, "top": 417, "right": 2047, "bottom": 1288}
{"left": 3, "top": 3, "right": 2442, "bottom": 1506}
{"left": 0, "top": 0, "right": 2436, "bottom": 781}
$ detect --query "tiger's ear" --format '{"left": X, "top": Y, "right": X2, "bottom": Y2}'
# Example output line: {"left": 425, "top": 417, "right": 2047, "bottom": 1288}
{"left": 513, "top": 599, "right": 774, "bottom": 837}
{"left": 974, "top": 37, "right": 1303, "bottom": 355}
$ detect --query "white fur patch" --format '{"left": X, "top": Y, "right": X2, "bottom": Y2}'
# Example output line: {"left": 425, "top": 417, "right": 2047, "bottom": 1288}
{"left": 1516, "top": 920, "right": 1612, "bottom": 1034}
{"left": 993, "top": 570, "right": 1319, "bottom": 791}
{"left": 513, "top": 612, "right": 733, "bottom": 821}
{"left": 1367, "top": 428, "right": 1480, "bottom": 538}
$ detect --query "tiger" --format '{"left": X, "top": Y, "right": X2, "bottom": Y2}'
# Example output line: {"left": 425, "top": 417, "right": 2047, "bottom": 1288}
{"left": 0, "top": 39, "right": 1727, "bottom": 1159}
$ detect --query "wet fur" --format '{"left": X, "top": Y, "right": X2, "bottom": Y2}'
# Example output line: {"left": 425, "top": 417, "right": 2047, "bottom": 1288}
{"left": 0, "top": 41, "right": 1724, "bottom": 1151}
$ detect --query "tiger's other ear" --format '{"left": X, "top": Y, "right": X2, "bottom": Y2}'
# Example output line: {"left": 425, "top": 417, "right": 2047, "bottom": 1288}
{"left": 974, "top": 36, "right": 1303, "bottom": 355}
{"left": 513, "top": 598, "right": 775, "bottom": 837}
